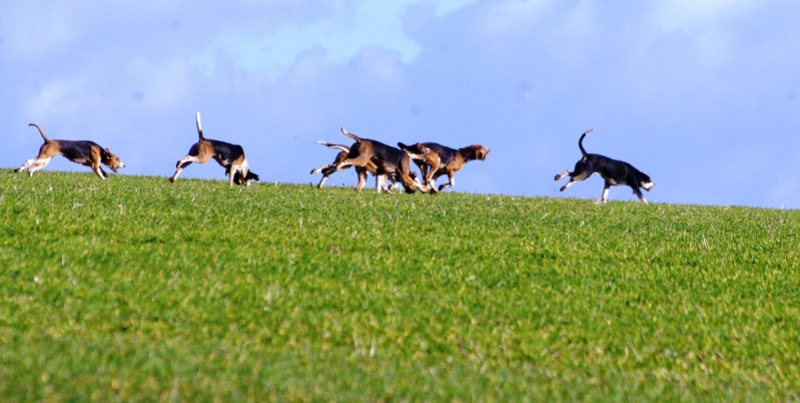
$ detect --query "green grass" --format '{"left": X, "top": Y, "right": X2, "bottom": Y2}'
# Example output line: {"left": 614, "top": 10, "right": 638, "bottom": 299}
{"left": 1, "top": 171, "right": 799, "bottom": 401}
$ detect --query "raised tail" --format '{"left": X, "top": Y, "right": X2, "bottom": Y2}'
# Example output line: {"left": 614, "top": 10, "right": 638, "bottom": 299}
{"left": 316, "top": 141, "right": 350, "bottom": 153}
{"left": 195, "top": 112, "right": 204, "bottom": 141}
{"left": 28, "top": 123, "right": 50, "bottom": 143}
{"left": 578, "top": 128, "right": 594, "bottom": 159}
{"left": 340, "top": 127, "right": 362, "bottom": 142}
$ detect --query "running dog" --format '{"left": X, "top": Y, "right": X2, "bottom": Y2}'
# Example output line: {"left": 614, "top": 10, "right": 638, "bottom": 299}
{"left": 14, "top": 123, "right": 125, "bottom": 179}
{"left": 311, "top": 141, "right": 422, "bottom": 192}
{"left": 399, "top": 141, "right": 489, "bottom": 193}
{"left": 310, "top": 141, "right": 376, "bottom": 191}
{"left": 554, "top": 129, "right": 654, "bottom": 204}
{"left": 170, "top": 112, "right": 258, "bottom": 186}
{"left": 332, "top": 128, "right": 426, "bottom": 194}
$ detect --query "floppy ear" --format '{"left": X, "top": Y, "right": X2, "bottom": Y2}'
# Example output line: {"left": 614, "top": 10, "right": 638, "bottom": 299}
{"left": 476, "top": 146, "right": 489, "bottom": 160}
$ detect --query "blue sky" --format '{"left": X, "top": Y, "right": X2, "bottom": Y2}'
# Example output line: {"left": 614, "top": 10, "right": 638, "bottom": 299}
{"left": 2, "top": 1, "right": 800, "bottom": 208}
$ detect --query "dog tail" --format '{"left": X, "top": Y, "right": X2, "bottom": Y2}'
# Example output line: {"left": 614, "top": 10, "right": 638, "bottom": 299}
{"left": 29, "top": 123, "right": 50, "bottom": 143}
{"left": 195, "top": 112, "right": 205, "bottom": 141}
{"left": 340, "top": 127, "right": 362, "bottom": 142}
{"left": 316, "top": 141, "right": 350, "bottom": 153}
{"left": 578, "top": 128, "right": 594, "bottom": 159}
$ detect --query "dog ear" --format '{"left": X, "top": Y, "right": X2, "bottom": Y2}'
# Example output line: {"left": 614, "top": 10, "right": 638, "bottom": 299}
{"left": 397, "top": 142, "right": 408, "bottom": 150}
{"left": 475, "top": 146, "right": 489, "bottom": 160}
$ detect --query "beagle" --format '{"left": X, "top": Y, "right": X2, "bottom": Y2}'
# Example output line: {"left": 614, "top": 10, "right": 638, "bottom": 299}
{"left": 399, "top": 141, "right": 489, "bottom": 193}
{"left": 311, "top": 141, "right": 417, "bottom": 192}
{"left": 14, "top": 123, "right": 125, "bottom": 179}
{"left": 169, "top": 112, "right": 258, "bottom": 186}
{"left": 554, "top": 129, "right": 654, "bottom": 204}
{"left": 332, "top": 128, "right": 426, "bottom": 194}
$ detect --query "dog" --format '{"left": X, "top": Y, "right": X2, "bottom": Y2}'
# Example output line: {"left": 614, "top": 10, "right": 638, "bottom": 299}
{"left": 332, "top": 128, "right": 427, "bottom": 194}
{"left": 554, "top": 129, "right": 654, "bottom": 204}
{"left": 398, "top": 141, "right": 489, "bottom": 193}
{"left": 14, "top": 123, "right": 125, "bottom": 179}
{"left": 169, "top": 112, "right": 258, "bottom": 186}
{"left": 310, "top": 141, "right": 376, "bottom": 191}
{"left": 311, "top": 141, "right": 419, "bottom": 192}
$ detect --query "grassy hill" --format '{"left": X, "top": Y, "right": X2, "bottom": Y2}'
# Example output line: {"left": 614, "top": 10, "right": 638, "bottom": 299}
{"left": 1, "top": 171, "right": 799, "bottom": 400}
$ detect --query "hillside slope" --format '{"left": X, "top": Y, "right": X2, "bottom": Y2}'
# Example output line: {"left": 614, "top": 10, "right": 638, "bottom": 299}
{"left": 1, "top": 172, "right": 799, "bottom": 400}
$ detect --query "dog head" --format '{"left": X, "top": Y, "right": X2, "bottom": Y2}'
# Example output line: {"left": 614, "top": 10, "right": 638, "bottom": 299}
{"left": 101, "top": 148, "right": 125, "bottom": 173}
{"left": 638, "top": 172, "right": 655, "bottom": 191}
{"left": 460, "top": 145, "right": 490, "bottom": 161}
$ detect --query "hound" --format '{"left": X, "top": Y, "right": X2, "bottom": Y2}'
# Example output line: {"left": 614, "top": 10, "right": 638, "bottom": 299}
{"left": 14, "top": 123, "right": 125, "bottom": 179}
{"left": 332, "top": 128, "right": 426, "bottom": 194}
{"left": 554, "top": 129, "right": 654, "bottom": 204}
{"left": 310, "top": 141, "right": 375, "bottom": 191}
{"left": 399, "top": 141, "right": 489, "bottom": 193}
{"left": 169, "top": 112, "right": 258, "bottom": 186}
{"left": 311, "top": 141, "right": 420, "bottom": 192}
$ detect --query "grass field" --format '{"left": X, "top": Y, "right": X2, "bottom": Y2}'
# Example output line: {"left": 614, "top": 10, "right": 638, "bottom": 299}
{"left": 1, "top": 171, "right": 799, "bottom": 401}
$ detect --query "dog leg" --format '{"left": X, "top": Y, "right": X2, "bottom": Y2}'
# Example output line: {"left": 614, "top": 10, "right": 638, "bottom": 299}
{"left": 312, "top": 164, "right": 336, "bottom": 188}
{"left": 92, "top": 164, "right": 108, "bottom": 180}
{"left": 554, "top": 170, "right": 571, "bottom": 181}
{"left": 169, "top": 155, "right": 201, "bottom": 182}
{"left": 240, "top": 161, "right": 251, "bottom": 187}
{"left": 228, "top": 166, "right": 238, "bottom": 186}
{"left": 229, "top": 163, "right": 249, "bottom": 186}
{"left": 596, "top": 184, "right": 610, "bottom": 204}
{"left": 25, "top": 157, "right": 54, "bottom": 176}
{"left": 335, "top": 149, "right": 372, "bottom": 172}
{"left": 438, "top": 173, "right": 455, "bottom": 192}
{"left": 376, "top": 174, "right": 388, "bottom": 193}
{"left": 355, "top": 168, "right": 368, "bottom": 191}
{"left": 411, "top": 176, "right": 428, "bottom": 194}
{"left": 310, "top": 165, "right": 329, "bottom": 176}
{"left": 423, "top": 173, "right": 438, "bottom": 193}
{"left": 632, "top": 187, "right": 648, "bottom": 204}
{"left": 14, "top": 158, "right": 38, "bottom": 173}
{"left": 560, "top": 170, "right": 591, "bottom": 192}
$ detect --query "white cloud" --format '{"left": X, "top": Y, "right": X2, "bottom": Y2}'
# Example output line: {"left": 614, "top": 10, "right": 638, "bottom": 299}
{"left": 472, "top": 0, "right": 553, "bottom": 38}
{"left": 194, "top": 0, "right": 480, "bottom": 74}
{"left": 654, "top": 0, "right": 756, "bottom": 32}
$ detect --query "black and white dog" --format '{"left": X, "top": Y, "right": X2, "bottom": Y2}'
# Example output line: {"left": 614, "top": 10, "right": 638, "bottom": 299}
{"left": 169, "top": 112, "right": 259, "bottom": 186}
{"left": 554, "top": 129, "right": 654, "bottom": 204}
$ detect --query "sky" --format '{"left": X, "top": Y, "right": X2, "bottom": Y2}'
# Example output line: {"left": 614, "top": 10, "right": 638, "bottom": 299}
{"left": 2, "top": 1, "right": 800, "bottom": 208}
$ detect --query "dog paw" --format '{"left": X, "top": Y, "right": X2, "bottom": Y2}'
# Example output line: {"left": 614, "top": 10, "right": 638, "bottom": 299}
{"left": 559, "top": 185, "right": 567, "bottom": 192}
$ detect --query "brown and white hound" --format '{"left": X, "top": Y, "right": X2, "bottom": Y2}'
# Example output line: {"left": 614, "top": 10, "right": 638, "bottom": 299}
{"left": 14, "top": 123, "right": 125, "bottom": 179}
{"left": 169, "top": 112, "right": 259, "bottom": 186}
{"left": 399, "top": 142, "right": 489, "bottom": 193}
{"left": 331, "top": 128, "right": 428, "bottom": 194}
{"left": 311, "top": 141, "right": 420, "bottom": 192}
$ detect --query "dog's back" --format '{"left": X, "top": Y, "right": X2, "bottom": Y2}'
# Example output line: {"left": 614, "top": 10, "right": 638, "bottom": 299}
{"left": 370, "top": 139, "right": 404, "bottom": 170}
{"left": 422, "top": 142, "right": 457, "bottom": 167}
